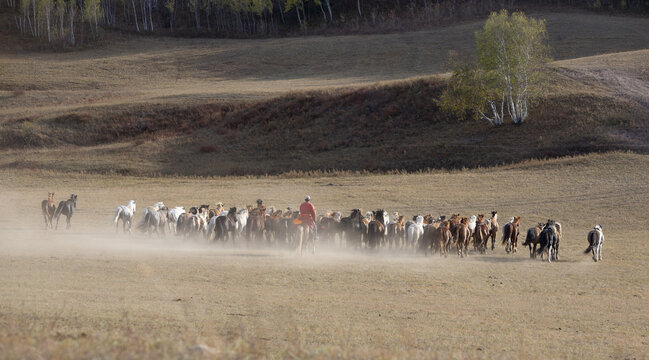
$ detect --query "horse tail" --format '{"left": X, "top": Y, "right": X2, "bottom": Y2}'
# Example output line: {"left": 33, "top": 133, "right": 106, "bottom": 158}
{"left": 522, "top": 230, "right": 533, "bottom": 246}
{"left": 113, "top": 207, "right": 123, "bottom": 224}
{"left": 584, "top": 231, "right": 595, "bottom": 253}
{"left": 501, "top": 224, "right": 508, "bottom": 245}
{"left": 139, "top": 212, "right": 153, "bottom": 232}
{"left": 53, "top": 203, "right": 64, "bottom": 220}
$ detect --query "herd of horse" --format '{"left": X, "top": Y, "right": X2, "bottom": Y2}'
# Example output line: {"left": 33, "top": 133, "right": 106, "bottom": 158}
{"left": 41, "top": 194, "right": 605, "bottom": 262}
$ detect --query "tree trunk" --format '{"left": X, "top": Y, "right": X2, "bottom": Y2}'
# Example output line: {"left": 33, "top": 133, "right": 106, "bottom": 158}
{"left": 193, "top": 0, "right": 200, "bottom": 31}
{"left": 131, "top": 0, "right": 140, "bottom": 32}
{"left": 324, "top": 0, "right": 332, "bottom": 22}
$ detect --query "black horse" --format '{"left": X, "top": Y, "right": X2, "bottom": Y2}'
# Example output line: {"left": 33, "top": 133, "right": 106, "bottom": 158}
{"left": 208, "top": 207, "right": 238, "bottom": 244}
{"left": 340, "top": 209, "right": 363, "bottom": 248}
{"left": 54, "top": 194, "right": 77, "bottom": 230}
{"left": 536, "top": 221, "right": 559, "bottom": 263}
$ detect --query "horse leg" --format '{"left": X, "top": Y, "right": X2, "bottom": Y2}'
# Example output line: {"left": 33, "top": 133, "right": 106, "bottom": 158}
{"left": 42, "top": 211, "right": 49, "bottom": 229}
{"left": 66, "top": 215, "right": 71, "bottom": 230}
{"left": 598, "top": 242, "right": 603, "bottom": 261}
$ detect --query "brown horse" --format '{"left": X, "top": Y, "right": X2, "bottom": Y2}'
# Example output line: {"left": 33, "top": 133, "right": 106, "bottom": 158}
{"left": 41, "top": 192, "right": 56, "bottom": 229}
{"left": 247, "top": 205, "right": 266, "bottom": 244}
{"left": 502, "top": 216, "right": 521, "bottom": 254}
{"left": 522, "top": 222, "right": 544, "bottom": 258}
{"left": 318, "top": 211, "right": 342, "bottom": 247}
{"left": 449, "top": 213, "right": 461, "bottom": 244}
{"left": 387, "top": 213, "right": 406, "bottom": 249}
{"left": 435, "top": 220, "right": 452, "bottom": 258}
{"left": 456, "top": 217, "right": 471, "bottom": 258}
{"left": 474, "top": 215, "right": 490, "bottom": 254}
{"left": 488, "top": 211, "right": 499, "bottom": 250}
{"left": 367, "top": 210, "right": 386, "bottom": 250}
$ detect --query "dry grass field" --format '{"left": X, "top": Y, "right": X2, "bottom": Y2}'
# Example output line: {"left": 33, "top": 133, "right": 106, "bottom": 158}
{"left": 2, "top": 12, "right": 649, "bottom": 122}
{"left": 1, "top": 152, "right": 648, "bottom": 358}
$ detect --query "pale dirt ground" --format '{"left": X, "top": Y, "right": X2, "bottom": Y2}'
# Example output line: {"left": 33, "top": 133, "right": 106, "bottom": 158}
{"left": 0, "top": 152, "right": 648, "bottom": 358}
{"left": 2, "top": 12, "right": 649, "bottom": 121}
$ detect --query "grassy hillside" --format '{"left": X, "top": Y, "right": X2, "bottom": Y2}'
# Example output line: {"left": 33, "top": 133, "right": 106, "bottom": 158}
{"left": 1, "top": 58, "right": 647, "bottom": 175}
{"left": 2, "top": 11, "right": 649, "bottom": 122}
{"left": 2, "top": 12, "right": 649, "bottom": 175}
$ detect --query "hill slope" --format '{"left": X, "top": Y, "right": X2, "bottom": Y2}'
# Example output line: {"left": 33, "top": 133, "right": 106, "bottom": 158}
{"left": 2, "top": 48, "right": 648, "bottom": 175}
{"left": 2, "top": 11, "right": 649, "bottom": 122}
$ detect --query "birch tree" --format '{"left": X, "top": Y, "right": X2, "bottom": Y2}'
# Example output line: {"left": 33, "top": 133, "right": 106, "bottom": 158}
{"left": 440, "top": 10, "right": 551, "bottom": 126}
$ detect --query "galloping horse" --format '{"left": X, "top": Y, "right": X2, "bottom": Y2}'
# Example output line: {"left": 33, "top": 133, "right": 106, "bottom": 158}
{"left": 294, "top": 210, "right": 315, "bottom": 256}
{"left": 167, "top": 206, "right": 186, "bottom": 234}
{"left": 136, "top": 202, "right": 165, "bottom": 231}
{"left": 536, "top": 221, "right": 559, "bottom": 263}
{"left": 488, "top": 211, "right": 499, "bottom": 250}
{"left": 474, "top": 215, "right": 490, "bottom": 254}
{"left": 585, "top": 224, "right": 605, "bottom": 262}
{"left": 318, "top": 211, "right": 342, "bottom": 246}
{"left": 234, "top": 208, "right": 249, "bottom": 242}
{"left": 340, "top": 209, "right": 363, "bottom": 248}
{"left": 113, "top": 200, "right": 136, "bottom": 233}
{"left": 54, "top": 194, "right": 77, "bottom": 230}
{"left": 407, "top": 216, "right": 424, "bottom": 251}
{"left": 247, "top": 204, "right": 266, "bottom": 244}
{"left": 522, "top": 223, "right": 544, "bottom": 258}
{"left": 435, "top": 220, "right": 452, "bottom": 258}
{"left": 456, "top": 217, "right": 471, "bottom": 258}
{"left": 207, "top": 207, "right": 238, "bottom": 244}
{"left": 41, "top": 192, "right": 56, "bottom": 229}
{"left": 387, "top": 213, "right": 406, "bottom": 248}
{"left": 501, "top": 216, "right": 520, "bottom": 254}
{"left": 142, "top": 206, "right": 169, "bottom": 237}
{"left": 367, "top": 210, "right": 386, "bottom": 250}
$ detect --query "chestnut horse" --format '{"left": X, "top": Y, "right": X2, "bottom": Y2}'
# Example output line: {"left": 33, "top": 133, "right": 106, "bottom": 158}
{"left": 247, "top": 205, "right": 266, "bottom": 244}
{"left": 474, "top": 215, "right": 490, "bottom": 254}
{"left": 456, "top": 217, "right": 471, "bottom": 257}
{"left": 502, "top": 216, "right": 521, "bottom": 254}
{"left": 41, "top": 192, "right": 56, "bottom": 229}
{"left": 435, "top": 220, "right": 452, "bottom": 258}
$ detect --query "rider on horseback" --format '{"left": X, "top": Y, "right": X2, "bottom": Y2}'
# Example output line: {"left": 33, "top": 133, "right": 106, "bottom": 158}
{"left": 298, "top": 195, "right": 317, "bottom": 231}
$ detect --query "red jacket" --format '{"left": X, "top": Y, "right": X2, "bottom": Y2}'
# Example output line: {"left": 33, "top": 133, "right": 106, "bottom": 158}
{"left": 299, "top": 201, "right": 316, "bottom": 225}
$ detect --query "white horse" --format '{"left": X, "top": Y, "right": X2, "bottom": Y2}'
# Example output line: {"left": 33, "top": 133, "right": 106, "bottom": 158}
{"left": 167, "top": 206, "right": 186, "bottom": 234}
{"left": 407, "top": 216, "right": 424, "bottom": 249}
{"left": 585, "top": 224, "right": 605, "bottom": 262}
{"left": 380, "top": 210, "right": 390, "bottom": 236}
{"left": 113, "top": 200, "right": 136, "bottom": 233}
{"left": 234, "top": 208, "right": 249, "bottom": 241}
{"left": 468, "top": 215, "right": 477, "bottom": 234}
{"left": 136, "top": 202, "right": 165, "bottom": 231}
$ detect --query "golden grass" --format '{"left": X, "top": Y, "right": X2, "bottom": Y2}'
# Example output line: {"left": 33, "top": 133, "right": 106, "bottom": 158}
{"left": 2, "top": 12, "right": 649, "bottom": 122}
{"left": 0, "top": 152, "right": 648, "bottom": 358}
